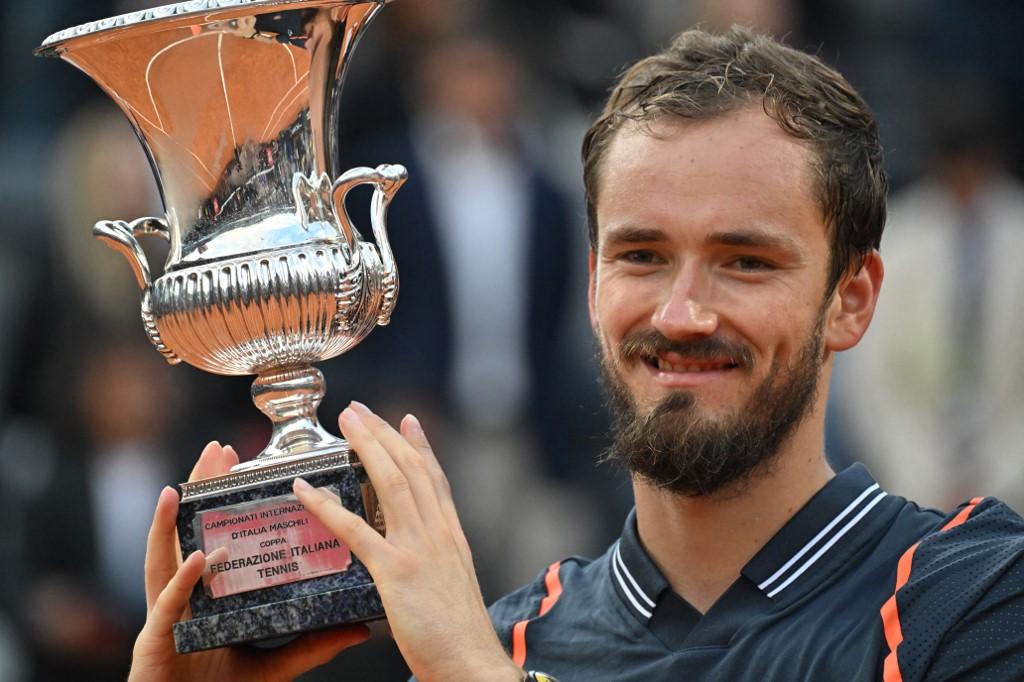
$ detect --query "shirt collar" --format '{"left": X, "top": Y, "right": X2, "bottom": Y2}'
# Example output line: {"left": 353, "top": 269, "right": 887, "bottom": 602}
{"left": 611, "top": 508, "right": 666, "bottom": 623}
{"left": 741, "top": 463, "right": 895, "bottom": 601}
{"left": 611, "top": 464, "right": 897, "bottom": 625}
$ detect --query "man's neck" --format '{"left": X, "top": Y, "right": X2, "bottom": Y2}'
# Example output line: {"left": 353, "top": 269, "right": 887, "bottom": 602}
{"left": 633, "top": 433, "right": 834, "bottom": 614}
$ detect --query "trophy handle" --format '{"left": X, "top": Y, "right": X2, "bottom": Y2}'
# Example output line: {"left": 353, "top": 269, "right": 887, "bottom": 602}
{"left": 367, "top": 164, "right": 407, "bottom": 325}
{"left": 331, "top": 167, "right": 374, "bottom": 253}
{"left": 364, "top": 163, "right": 407, "bottom": 273}
{"left": 93, "top": 217, "right": 170, "bottom": 290}
{"left": 331, "top": 164, "right": 407, "bottom": 256}
{"left": 331, "top": 164, "right": 407, "bottom": 325}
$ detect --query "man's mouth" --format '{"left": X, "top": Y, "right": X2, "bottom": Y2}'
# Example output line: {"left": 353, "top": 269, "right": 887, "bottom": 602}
{"left": 641, "top": 353, "right": 740, "bottom": 373}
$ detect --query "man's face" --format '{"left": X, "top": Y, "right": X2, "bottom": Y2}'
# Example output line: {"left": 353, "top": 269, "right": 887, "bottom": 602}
{"left": 589, "top": 108, "right": 834, "bottom": 496}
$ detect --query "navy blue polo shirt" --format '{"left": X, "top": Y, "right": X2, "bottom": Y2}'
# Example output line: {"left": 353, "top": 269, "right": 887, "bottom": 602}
{"left": 489, "top": 465, "right": 1024, "bottom": 681}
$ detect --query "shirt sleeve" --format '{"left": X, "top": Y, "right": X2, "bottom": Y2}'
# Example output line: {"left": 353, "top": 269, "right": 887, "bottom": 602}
{"left": 488, "top": 566, "right": 553, "bottom": 653}
{"left": 921, "top": 552, "right": 1024, "bottom": 681}
{"left": 885, "top": 497, "right": 1024, "bottom": 682}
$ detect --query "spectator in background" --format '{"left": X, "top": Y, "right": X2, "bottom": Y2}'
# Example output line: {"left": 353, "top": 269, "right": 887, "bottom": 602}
{"left": 835, "top": 78, "right": 1024, "bottom": 511}
{"left": 21, "top": 340, "right": 181, "bottom": 681}
{"left": 332, "top": 35, "right": 609, "bottom": 596}
{"left": 6, "top": 102, "right": 192, "bottom": 681}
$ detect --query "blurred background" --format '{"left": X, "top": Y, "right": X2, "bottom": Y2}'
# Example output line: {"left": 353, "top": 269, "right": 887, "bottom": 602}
{"left": 2, "top": 0, "right": 1023, "bottom": 679}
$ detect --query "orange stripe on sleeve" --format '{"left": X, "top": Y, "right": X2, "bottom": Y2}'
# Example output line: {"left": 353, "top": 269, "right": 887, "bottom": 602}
{"left": 879, "top": 497, "right": 984, "bottom": 682}
{"left": 511, "top": 620, "right": 529, "bottom": 667}
{"left": 512, "top": 561, "right": 564, "bottom": 668}
{"left": 941, "top": 497, "right": 984, "bottom": 532}
{"left": 539, "top": 561, "right": 564, "bottom": 617}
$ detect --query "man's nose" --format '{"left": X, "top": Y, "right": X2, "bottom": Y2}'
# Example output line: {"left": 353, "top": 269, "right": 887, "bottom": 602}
{"left": 651, "top": 269, "right": 718, "bottom": 339}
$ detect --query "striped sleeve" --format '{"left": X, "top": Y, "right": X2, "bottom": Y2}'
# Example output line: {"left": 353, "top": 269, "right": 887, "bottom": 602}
{"left": 879, "top": 497, "right": 1024, "bottom": 682}
{"left": 489, "top": 563, "right": 564, "bottom": 655}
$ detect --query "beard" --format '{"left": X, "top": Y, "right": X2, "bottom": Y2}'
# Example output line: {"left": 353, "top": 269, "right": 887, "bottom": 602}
{"left": 599, "top": 314, "right": 825, "bottom": 498}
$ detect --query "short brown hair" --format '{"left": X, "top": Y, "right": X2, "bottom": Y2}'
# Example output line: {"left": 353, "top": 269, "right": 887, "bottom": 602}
{"left": 582, "top": 26, "right": 887, "bottom": 293}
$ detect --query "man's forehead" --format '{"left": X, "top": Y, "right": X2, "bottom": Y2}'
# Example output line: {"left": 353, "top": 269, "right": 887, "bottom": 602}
{"left": 603, "top": 107, "right": 816, "bottom": 174}
{"left": 598, "top": 109, "right": 815, "bottom": 201}
{"left": 594, "top": 109, "right": 826, "bottom": 253}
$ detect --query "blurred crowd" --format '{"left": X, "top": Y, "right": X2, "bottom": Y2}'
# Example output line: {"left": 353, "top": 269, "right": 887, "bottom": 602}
{"left": 2, "top": 0, "right": 1023, "bottom": 679}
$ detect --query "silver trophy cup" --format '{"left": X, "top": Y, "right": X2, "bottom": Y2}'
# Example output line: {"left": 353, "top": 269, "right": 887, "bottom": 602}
{"left": 38, "top": 0, "right": 403, "bottom": 652}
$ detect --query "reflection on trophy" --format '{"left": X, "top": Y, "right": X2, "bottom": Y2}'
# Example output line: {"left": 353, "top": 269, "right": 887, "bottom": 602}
{"left": 37, "top": 0, "right": 403, "bottom": 652}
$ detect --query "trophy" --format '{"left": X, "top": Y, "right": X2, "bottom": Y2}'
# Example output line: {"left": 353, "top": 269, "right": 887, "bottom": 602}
{"left": 37, "top": 0, "right": 404, "bottom": 653}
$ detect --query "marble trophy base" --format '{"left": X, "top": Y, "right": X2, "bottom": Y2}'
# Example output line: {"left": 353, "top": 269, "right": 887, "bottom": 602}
{"left": 172, "top": 451, "right": 386, "bottom": 653}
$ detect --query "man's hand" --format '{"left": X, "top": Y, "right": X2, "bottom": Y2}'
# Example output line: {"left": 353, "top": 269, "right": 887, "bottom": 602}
{"left": 293, "top": 402, "right": 523, "bottom": 682}
{"left": 128, "top": 441, "right": 370, "bottom": 682}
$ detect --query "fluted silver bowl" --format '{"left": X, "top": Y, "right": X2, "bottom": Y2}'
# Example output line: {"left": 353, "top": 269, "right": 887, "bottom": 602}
{"left": 39, "top": 0, "right": 406, "bottom": 467}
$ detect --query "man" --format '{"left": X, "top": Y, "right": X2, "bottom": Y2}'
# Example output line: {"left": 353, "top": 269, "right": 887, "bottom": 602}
{"left": 127, "top": 27, "right": 1024, "bottom": 682}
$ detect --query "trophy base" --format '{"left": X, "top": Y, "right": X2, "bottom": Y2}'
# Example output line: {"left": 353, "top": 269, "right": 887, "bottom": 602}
{"left": 172, "top": 451, "right": 386, "bottom": 654}
{"left": 172, "top": 580, "right": 383, "bottom": 653}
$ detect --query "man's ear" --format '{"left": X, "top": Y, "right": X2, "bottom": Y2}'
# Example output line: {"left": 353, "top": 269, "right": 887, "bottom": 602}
{"left": 588, "top": 250, "right": 598, "bottom": 330}
{"left": 824, "top": 249, "right": 884, "bottom": 352}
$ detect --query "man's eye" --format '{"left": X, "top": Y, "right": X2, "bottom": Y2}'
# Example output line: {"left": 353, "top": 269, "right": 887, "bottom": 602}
{"left": 731, "top": 256, "right": 774, "bottom": 271}
{"left": 620, "top": 250, "right": 660, "bottom": 265}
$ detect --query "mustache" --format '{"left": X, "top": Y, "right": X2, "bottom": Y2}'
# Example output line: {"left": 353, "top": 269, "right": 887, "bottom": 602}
{"left": 619, "top": 330, "right": 754, "bottom": 368}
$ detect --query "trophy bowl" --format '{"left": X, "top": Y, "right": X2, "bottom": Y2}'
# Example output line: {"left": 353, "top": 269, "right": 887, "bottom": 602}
{"left": 38, "top": 0, "right": 404, "bottom": 652}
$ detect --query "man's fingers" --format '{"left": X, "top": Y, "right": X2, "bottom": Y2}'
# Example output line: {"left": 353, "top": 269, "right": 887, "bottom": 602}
{"left": 262, "top": 625, "right": 370, "bottom": 681}
{"left": 206, "top": 546, "right": 230, "bottom": 566}
{"left": 350, "top": 403, "right": 447, "bottom": 532}
{"left": 338, "top": 407, "right": 423, "bottom": 534}
{"left": 223, "top": 444, "right": 240, "bottom": 469}
{"left": 293, "top": 478, "right": 388, "bottom": 567}
{"left": 189, "top": 441, "right": 228, "bottom": 482}
{"left": 144, "top": 486, "right": 182, "bottom": 611}
{"left": 152, "top": 440, "right": 230, "bottom": 610}
{"left": 400, "top": 413, "right": 455, "bottom": 503}
{"left": 398, "top": 414, "right": 474, "bottom": 564}
{"left": 147, "top": 549, "right": 205, "bottom": 634}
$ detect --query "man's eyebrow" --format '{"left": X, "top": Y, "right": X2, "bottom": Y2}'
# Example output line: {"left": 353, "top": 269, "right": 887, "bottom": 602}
{"left": 706, "top": 229, "right": 801, "bottom": 251}
{"left": 601, "top": 226, "right": 666, "bottom": 246}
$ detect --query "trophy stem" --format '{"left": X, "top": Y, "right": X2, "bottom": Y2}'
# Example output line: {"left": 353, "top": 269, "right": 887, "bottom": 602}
{"left": 234, "top": 365, "right": 349, "bottom": 472}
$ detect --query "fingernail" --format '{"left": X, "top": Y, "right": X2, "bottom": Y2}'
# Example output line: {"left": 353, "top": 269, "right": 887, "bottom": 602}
{"left": 188, "top": 549, "right": 205, "bottom": 563}
{"left": 224, "top": 444, "right": 238, "bottom": 457}
{"left": 293, "top": 477, "right": 313, "bottom": 493}
{"left": 206, "top": 547, "right": 229, "bottom": 566}
{"left": 350, "top": 400, "right": 370, "bottom": 414}
{"left": 340, "top": 407, "right": 360, "bottom": 423}
{"left": 405, "top": 413, "right": 423, "bottom": 437}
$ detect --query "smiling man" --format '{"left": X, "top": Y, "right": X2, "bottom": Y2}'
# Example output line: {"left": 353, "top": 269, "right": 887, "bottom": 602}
{"left": 130, "top": 26, "right": 1024, "bottom": 682}
{"left": 479, "top": 27, "right": 1024, "bottom": 681}
{"left": 593, "top": 110, "right": 833, "bottom": 504}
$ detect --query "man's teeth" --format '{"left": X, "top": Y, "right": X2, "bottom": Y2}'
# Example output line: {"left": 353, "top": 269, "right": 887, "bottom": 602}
{"left": 654, "top": 357, "right": 731, "bottom": 372}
